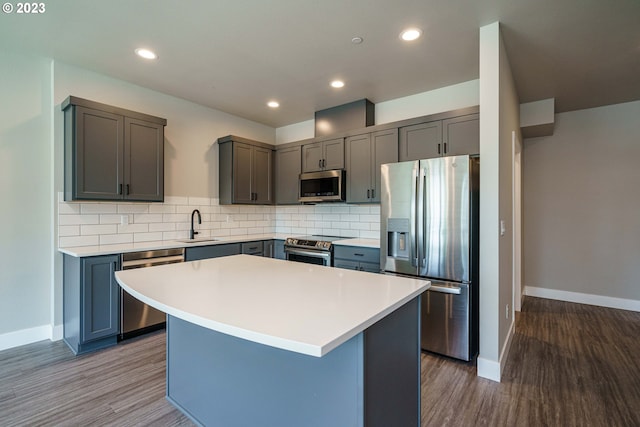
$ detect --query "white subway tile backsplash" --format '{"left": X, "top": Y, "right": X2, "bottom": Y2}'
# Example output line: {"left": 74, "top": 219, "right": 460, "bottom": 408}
{"left": 60, "top": 235, "right": 100, "bottom": 247}
{"left": 58, "top": 225, "right": 80, "bottom": 237}
{"left": 59, "top": 214, "right": 100, "bottom": 226}
{"left": 330, "top": 206, "right": 350, "bottom": 214}
{"left": 118, "top": 223, "right": 148, "bottom": 233}
{"left": 149, "top": 204, "right": 176, "bottom": 214}
{"left": 81, "top": 224, "right": 117, "bottom": 235}
{"left": 100, "top": 234, "right": 133, "bottom": 245}
{"left": 149, "top": 222, "right": 175, "bottom": 232}
{"left": 349, "top": 206, "right": 371, "bottom": 215}
{"left": 162, "top": 213, "right": 184, "bottom": 223}
{"left": 58, "top": 198, "right": 381, "bottom": 248}
{"left": 58, "top": 203, "right": 81, "bottom": 214}
{"left": 100, "top": 214, "right": 126, "bottom": 224}
{"left": 359, "top": 214, "right": 379, "bottom": 223}
{"left": 118, "top": 204, "right": 149, "bottom": 214}
{"left": 81, "top": 203, "right": 117, "bottom": 214}
{"left": 133, "top": 232, "right": 164, "bottom": 243}
{"left": 134, "top": 213, "right": 163, "bottom": 223}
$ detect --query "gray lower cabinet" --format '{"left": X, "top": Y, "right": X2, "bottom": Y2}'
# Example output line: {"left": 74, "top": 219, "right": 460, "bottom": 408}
{"left": 274, "top": 240, "right": 285, "bottom": 259}
{"left": 399, "top": 114, "right": 479, "bottom": 161}
{"left": 263, "top": 240, "right": 275, "bottom": 258}
{"left": 242, "top": 241, "right": 264, "bottom": 256}
{"left": 345, "top": 128, "right": 398, "bottom": 203}
{"left": 302, "top": 138, "right": 344, "bottom": 172}
{"left": 275, "top": 145, "right": 301, "bottom": 204}
{"left": 62, "top": 96, "right": 165, "bottom": 202}
{"left": 63, "top": 254, "right": 120, "bottom": 355}
{"left": 218, "top": 136, "right": 275, "bottom": 205}
{"left": 185, "top": 243, "right": 242, "bottom": 261}
{"left": 334, "top": 246, "right": 380, "bottom": 273}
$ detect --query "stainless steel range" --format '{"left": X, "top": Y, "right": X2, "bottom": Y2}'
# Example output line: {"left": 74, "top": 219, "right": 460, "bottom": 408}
{"left": 284, "top": 235, "right": 344, "bottom": 266}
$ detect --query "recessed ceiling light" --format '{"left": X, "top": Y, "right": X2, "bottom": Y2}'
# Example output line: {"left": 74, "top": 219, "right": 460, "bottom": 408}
{"left": 331, "top": 80, "right": 345, "bottom": 88}
{"left": 135, "top": 48, "right": 158, "bottom": 60}
{"left": 400, "top": 28, "right": 422, "bottom": 41}
{"left": 351, "top": 36, "right": 364, "bottom": 44}
{"left": 267, "top": 101, "right": 280, "bottom": 108}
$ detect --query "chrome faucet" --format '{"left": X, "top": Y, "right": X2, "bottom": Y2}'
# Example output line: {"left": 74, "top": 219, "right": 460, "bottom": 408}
{"left": 190, "top": 209, "right": 201, "bottom": 239}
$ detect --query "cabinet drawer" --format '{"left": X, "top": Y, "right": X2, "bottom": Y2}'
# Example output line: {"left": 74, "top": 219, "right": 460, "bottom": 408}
{"left": 185, "top": 243, "right": 241, "bottom": 261}
{"left": 334, "top": 246, "right": 379, "bottom": 263}
{"left": 242, "top": 241, "right": 264, "bottom": 255}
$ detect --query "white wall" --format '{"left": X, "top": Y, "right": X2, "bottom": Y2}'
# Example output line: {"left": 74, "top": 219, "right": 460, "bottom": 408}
{"left": 478, "top": 22, "right": 520, "bottom": 382}
{"left": 0, "top": 53, "right": 53, "bottom": 348}
{"left": 523, "top": 100, "right": 640, "bottom": 308}
{"left": 275, "top": 80, "right": 480, "bottom": 144}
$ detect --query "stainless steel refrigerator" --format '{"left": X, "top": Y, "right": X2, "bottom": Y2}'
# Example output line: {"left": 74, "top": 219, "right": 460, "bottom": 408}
{"left": 380, "top": 155, "right": 479, "bottom": 361}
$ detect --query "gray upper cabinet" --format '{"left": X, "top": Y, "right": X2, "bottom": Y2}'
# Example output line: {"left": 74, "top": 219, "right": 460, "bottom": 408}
{"left": 399, "top": 113, "right": 479, "bottom": 161}
{"left": 62, "top": 96, "right": 165, "bottom": 202}
{"left": 442, "top": 114, "right": 479, "bottom": 156}
{"left": 302, "top": 138, "right": 344, "bottom": 172}
{"left": 275, "top": 145, "right": 301, "bottom": 204}
{"left": 345, "top": 128, "right": 398, "bottom": 203}
{"left": 399, "top": 120, "right": 442, "bottom": 161}
{"left": 219, "top": 136, "right": 275, "bottom": 205}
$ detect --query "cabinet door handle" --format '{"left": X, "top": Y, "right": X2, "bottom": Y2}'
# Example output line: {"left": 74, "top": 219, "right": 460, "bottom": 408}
{"left": 118, "top": 184, "right": 123, "bottom": 195}
{"left": 322, "top": 159, "right": 326, "bottom": 168}
{"left": 371, "top": 189, "right": 375, "bottom": 199}
{"left": 318, "top": 159, "right": 322, "bottom": 168}
{"left": 437, "top": 143, "right": 441, "bottom": 154}
{"left": 126, "top": 184, "right": 130, "bottom": 195}
{"left": 354, "top": 253, "right": 364, "bottom": 257}
{"left": 444, "top": 143, "right": 448, "bottom": 154}
{"left": 367, "top": 189, "right": 370, "bottom": 199}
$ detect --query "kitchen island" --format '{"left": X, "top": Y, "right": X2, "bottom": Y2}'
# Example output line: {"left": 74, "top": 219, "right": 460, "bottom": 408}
{"left": 115, "top": 255, "right": 429, "bottom": 427}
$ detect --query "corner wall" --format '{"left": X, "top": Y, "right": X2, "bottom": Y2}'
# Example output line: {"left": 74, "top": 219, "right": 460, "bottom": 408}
{"left": 478, "top": 22, "right": 520, "bottom": 382}
{"left": 523, "top": 101, "right": 640, "bottom": 310}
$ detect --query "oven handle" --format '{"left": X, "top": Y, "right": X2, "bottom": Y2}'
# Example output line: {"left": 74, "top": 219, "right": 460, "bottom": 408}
{"left": 284, "top": 248, "right": 332, "bottom": 261}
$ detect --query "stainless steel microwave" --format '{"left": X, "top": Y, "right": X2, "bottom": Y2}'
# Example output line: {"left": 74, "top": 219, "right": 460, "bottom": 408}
{"left": 298, "top": 169, "right": 346, "bottom": 203}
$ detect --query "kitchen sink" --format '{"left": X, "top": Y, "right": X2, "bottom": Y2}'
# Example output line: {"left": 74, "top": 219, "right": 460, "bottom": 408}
{"left": 175, "top": 238, "right": 219, "bottom": 244}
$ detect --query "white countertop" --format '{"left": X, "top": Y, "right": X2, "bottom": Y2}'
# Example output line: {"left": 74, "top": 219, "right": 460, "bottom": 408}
{"left": 59, "top": 234, "right": 380, "bottom": 257}
{"left": 115, "top": 255, "right": 428, "bottom": 357}
{"left": 333, "top": 238, "right": 380, "bottom": 248}
{"left": 59, "top": 233, "right": 290, "bottom": 257}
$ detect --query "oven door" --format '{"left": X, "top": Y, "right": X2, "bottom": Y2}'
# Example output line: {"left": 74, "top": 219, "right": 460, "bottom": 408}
{"left": 284, "top": 247, "right": 332, "bottom": 266}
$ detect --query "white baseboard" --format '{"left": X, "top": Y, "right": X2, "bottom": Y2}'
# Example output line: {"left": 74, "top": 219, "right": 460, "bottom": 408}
{"left": 525, "top": 286, "right": 640, "bottom": 312}
{"left": 477, "top": 357, "right": 501, "bottom": 382}
{"left": 51, "top": 324, "right": 64, "bottom": 341}
{"left": 0, "top": 324, "right": 63, "bottom": 352}
{"left": 477, "top": 317, "right": 515, "bottom": 383}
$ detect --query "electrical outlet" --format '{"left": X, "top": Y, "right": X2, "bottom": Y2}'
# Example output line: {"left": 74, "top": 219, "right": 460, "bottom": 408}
{"left": 226, "top": 215, "right": 231, "bottom": 222}
{"left": 506, "top": 304, "right": 509, "bottom": 319}
{"left": 121, "top": 215, "right": 129, "bottom": 226}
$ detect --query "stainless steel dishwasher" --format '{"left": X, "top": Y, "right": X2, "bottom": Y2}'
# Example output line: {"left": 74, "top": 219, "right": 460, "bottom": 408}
{"left": 120, "top": 248, "right": 185, "bottom": 340}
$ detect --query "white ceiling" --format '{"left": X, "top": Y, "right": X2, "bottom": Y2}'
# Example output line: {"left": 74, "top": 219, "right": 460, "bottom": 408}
{"left": 1, "top": 0, "right": 639, "bottom": 128}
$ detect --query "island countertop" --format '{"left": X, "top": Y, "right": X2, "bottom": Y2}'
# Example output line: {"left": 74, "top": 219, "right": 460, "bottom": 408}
{"left": 115, "top": 255, "right": 429, "bottom": 357}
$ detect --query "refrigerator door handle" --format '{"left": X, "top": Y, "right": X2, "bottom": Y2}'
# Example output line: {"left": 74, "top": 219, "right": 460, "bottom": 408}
{"left": 428, "top": 285, "right": 462, "bottom": 295}
{"left": 411, "top": 170, "right": 419, "bottom": 267}
{"left": 416, "top": 167, "right": 426, "bottom": 269}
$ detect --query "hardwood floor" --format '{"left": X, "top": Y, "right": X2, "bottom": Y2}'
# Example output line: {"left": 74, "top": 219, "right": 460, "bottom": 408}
{"left": 422, "top": 297, "right": 640, "bottom": 426}
{"left": 1, "top": 297, "right": 638, "bottom": 426}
